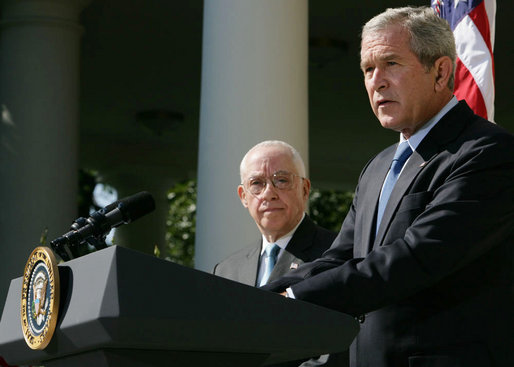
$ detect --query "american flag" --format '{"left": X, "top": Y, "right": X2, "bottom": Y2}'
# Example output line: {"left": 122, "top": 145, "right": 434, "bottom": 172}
{"left": 432, "top": 0, "right": 496, "bottom": 121}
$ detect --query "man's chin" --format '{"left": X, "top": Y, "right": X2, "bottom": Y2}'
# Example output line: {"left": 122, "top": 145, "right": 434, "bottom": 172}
{"left": 260, "top": 221, "right": 287, "bottom": 235}
{"left": 261, "top": 220, "right": 285, "bottom": 231}
{"left": 378, "top": 118, "right": 402, "bottom": 132}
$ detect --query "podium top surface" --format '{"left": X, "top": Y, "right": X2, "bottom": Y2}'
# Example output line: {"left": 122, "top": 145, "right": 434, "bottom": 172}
{"left": 0, "top": 246, "right": 358, "bottom": 365}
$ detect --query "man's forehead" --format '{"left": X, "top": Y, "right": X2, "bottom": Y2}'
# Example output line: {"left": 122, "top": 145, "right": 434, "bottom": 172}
{"left": 360, "top": 25, "right": 409, "bottom": 53}
{"left": 247, "top": 146, "right": 291, "bottom": 163}
{"left": 243, "top": 148, "right": 296, "bottom": 175}
{"left": 246, "top": 169, "right": 291, "bottom": 178}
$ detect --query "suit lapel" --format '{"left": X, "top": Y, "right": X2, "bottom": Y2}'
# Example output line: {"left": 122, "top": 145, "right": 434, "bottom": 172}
{"left": 374, "top": 150, "right": 427, "bottom": 246}
{"left": 241, "top": 243, "right": 261, "bottom": 286}
{"left": 269, "top": 251, "right": 304, "bottom": 282}
{"left": 267, "top": 215, "right": 313, "bottom": 282}
{"left": 373, "top": 101, "right": 472, "bottom": 248}
{"left": 361, "top": 146, "right": 396, "bottom": 256}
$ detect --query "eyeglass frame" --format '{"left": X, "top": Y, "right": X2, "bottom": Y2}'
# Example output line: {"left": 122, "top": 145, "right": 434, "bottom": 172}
{"left": 240, "top": 171, "right": 305, "bottom": 196}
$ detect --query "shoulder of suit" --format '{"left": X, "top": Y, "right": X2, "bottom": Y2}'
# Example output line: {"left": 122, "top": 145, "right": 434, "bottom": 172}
{"left": 299, "top": 215, "right": 337, "bottom": 241}
{"left": 214, "top": 242, "right": 260, "bottom": 268}
{"left": 440, "top": 106, "right": 514, "bottom": 161}
{"left": 464, "top": 115, "right": 514, "bottom": 143}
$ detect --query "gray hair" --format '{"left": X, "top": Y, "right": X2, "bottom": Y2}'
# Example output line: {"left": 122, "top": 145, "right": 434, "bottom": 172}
{"left": 240, "top": 140, "right": 306, "bottom": 182}
{"left": 361, "top": 6, "right": 456, "bottom": 90}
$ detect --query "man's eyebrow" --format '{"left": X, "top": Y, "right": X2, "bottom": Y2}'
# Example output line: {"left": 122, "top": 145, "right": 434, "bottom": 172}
{"left": 360, "top": 61, "right": 371, "bottom": 70}
{"left": 247, "top": 173, "right": 263, "bottom": 178}
{"left": 382, "top": 53, "right": 399, "bottom": 61}
{"left": 360, "top": 53, "right": 401, "bottom": 69}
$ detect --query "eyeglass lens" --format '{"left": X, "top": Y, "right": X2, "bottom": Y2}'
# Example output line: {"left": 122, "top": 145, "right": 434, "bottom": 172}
{"left": 246, "top": 172, "right": 296, "bottom": 195}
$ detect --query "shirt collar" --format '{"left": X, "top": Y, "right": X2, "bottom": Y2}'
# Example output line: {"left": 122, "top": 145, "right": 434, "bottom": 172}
{"left": 261, "top": 213, "right": 305, "bottom": 255}
{"left": 401, "top": 96, "right": 458, "bottom": 150}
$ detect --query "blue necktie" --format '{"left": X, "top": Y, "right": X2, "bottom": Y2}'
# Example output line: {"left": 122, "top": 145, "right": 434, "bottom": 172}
{"left": 259, "top": 243, "right": 280, "bottom": 286}
{"left": 376, "top": 141, "right": 413, "bottom": 234}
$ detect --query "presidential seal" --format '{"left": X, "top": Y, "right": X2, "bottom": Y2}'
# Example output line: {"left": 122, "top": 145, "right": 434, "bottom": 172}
{"left": 20, "top": 246, "right": 60, "bottom": 350}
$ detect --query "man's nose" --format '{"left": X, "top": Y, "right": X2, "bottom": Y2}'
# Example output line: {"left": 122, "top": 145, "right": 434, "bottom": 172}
{"left": 369, "top": 68, "right": 388, "bottom": 91}
{"left": 261, "top": 180, "right": 279, "bottom": 199}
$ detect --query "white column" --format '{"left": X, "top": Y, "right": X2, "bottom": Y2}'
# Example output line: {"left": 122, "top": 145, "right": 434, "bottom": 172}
{"left": 0, "top": 0, "right": 89, "bottom": 311}
{"left": 195, "top": 0, "right": 309, "bottom": 272}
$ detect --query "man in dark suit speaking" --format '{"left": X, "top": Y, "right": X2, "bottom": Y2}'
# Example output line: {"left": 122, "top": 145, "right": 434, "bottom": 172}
{"left": 264, "top": 6, "right": 514, "bottom": 367}
{"left": 214, "top": 140, "right": 347, "bottom": 366}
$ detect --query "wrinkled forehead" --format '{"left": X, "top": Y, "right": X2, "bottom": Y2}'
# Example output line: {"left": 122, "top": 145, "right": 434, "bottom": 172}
{"left": 360, "top": 24, "right": 410, "bottom": 58}
{"left": 242, "top": 147, "right": 298, "bottom": 179}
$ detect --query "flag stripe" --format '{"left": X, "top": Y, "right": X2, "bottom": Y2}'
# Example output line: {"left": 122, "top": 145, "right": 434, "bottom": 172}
{"left": 454, "top": 59, "right": 488, "bottom": 119}
{"left": 468, "top": 1, "right": 493, "bottom": 54}
{"left": 453, "top": 13, "right": 495, "bottom": 119}
{"left": 483, "top": 0, "right": 496, "bottom": 48}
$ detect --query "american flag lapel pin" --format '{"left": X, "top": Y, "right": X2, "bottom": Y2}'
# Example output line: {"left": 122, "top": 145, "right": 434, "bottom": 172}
{"left": 290, "top": 262, "right": 299, "bottom": 270}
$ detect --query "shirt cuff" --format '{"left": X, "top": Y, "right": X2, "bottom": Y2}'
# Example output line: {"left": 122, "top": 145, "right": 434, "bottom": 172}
{"left": 285, "top": 287, "right": 296, "bottom": 299}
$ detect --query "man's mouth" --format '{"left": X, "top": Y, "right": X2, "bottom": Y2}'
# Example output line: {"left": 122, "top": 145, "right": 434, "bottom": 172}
{"left": 262, "top": 207, "right": 282, "bottom": 213}
{"left": 377, "top": 99, "right": 393, "bottom": 107}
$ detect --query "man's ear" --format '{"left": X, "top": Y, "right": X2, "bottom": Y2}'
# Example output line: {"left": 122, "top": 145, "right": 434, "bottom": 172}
{"left": 237, "top": 185, "right": 248, "bottom": 208}
{"left": 434, "top": 56, "right": 453, "bottom": 92}
{"left": 302, "top": 178, "right": 311, "bottom": 201}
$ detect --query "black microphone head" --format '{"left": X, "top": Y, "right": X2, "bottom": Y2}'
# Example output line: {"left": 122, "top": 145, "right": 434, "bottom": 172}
{"left": 116, "top": 191, "right": 155, "bottom": 222}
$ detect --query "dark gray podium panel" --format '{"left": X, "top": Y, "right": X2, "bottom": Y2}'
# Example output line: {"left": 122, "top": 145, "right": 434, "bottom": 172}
{"left": 39, "top": 349, "right": 268, "bottom": 367}
{"left": 0, "top": 246, "right": 358, "bottom": 367}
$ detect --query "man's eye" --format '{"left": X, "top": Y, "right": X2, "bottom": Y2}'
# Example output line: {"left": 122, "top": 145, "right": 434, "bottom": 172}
{"left": 250, "top": 179, "right": 264, "bottom": 186}
{"left": 363, "top": 67, "right": 374, "bottom": 77}
{"left": 274, "top": 176, "right": 291, "bottom": 187}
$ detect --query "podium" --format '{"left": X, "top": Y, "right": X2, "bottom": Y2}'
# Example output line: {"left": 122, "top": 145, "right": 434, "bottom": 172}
{"left": 0, "top": 246, "right": 358, "bottom": 366}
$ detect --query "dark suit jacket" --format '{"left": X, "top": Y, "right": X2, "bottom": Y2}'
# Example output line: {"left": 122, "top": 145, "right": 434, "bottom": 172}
{"left": 214, "top": 215, "right": 349, "bottom": 367}
{"left": 264, "top": 101, "right": 514, "bottom": 367}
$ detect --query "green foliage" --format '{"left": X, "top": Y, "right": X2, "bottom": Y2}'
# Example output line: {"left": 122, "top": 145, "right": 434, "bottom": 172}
{"left": 164, "top": 180, "right": 197, "bottom": 267}
{"left": 309, "top": 188, "right": 354, "bottom": 232}
{"left": 163, "top": 179, "right": 354, "bottom": 267}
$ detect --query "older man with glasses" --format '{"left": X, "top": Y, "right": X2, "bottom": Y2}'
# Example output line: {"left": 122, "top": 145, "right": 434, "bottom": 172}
{"left": 214, "top": 140, "right": 347, "bottom": 367}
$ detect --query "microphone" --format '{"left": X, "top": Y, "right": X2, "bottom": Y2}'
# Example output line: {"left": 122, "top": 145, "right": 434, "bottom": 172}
{"left": 51, "top": 191, "right": 155, "bottom": 261}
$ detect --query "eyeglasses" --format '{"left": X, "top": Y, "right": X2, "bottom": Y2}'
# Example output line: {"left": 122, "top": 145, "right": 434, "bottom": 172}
{"left": 242, "top": 171, "right": 304, "bottom": 195}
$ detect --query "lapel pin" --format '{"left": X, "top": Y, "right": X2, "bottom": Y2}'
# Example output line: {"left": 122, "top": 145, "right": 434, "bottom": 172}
{"left": 419, "top": 161, "right": 427, "bottom": 167}
{"left": 290, "top": 263, "right": 299, "bottom": 270}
